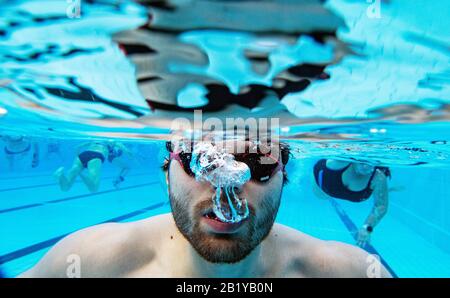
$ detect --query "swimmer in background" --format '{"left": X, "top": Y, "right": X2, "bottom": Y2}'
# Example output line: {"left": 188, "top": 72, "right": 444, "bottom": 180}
{"left": 1, "top": 134, "right": 39, "bottom": 171}
{"left": 53, "top": 140, "right": 133, "bottom": 193}
{"left": 312, "top": 159, "right": 391, "bottom": 247}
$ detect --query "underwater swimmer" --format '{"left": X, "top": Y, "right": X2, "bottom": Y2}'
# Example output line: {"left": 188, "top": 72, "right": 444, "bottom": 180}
{"left": 312, "top": 159, "right": 391, "bottom": 247}
{"left": 1, "top": 134, "right": 39, "bottom": 170}
{"left": 54, "top": 141, "right": 132, "bottom": 192}
{"left": 22, "top": 139, "right": 391, "bottom": 278}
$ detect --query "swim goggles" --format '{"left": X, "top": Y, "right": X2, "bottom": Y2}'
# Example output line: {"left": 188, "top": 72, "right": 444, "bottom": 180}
{"left": 167, "top": 141, "right": 289, "bottom": 183}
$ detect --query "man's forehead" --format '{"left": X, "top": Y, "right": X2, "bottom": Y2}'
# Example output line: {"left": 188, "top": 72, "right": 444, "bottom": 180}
{"left": 171, "top": 140, "right": 280, "bottom": 156}
{"left": 170, "top": 128, "right": 280, "bottom": 152}
{"left": 172, "top": 128, "right": 277, "bottom": 141}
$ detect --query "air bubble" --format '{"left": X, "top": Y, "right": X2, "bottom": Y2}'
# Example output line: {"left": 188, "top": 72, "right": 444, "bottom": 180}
{"left": 190, "top": 142, "right": 250, "bottom": 223}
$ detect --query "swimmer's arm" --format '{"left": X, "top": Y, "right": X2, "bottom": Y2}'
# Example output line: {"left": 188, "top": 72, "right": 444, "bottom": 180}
{"left": 365, "top": 170, "right": 389, "bottom": 229}
{"left": 115, "top": 142, "right": 133, "bottom": 157}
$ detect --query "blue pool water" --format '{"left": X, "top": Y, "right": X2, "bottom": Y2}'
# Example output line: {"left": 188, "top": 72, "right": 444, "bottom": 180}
{"left": 0, "top": 0, "right": 450, "bottom": 277}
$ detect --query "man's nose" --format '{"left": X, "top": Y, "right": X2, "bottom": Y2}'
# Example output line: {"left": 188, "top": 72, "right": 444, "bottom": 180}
{"left": 212, "top": 185, "right": 244, "bottom": 198}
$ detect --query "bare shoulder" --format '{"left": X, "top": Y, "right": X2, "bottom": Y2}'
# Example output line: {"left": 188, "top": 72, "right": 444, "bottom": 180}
{"left": 20, "top": 213, "right": 173, "bottom": 278}
{"left": 307, "top": 240, "right": 372, "bottom": 277}
{"left": 269, "top": 224, "right": 391, "bottom": 278}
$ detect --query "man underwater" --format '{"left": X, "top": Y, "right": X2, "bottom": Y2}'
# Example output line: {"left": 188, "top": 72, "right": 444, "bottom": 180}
{"left": 21, "top": 131, "right": 391, "bottom": 278}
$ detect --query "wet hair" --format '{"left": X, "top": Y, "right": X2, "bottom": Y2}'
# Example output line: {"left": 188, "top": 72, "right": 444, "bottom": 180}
{"left": 162, "top": 141, "right": 291, "bottom": 185}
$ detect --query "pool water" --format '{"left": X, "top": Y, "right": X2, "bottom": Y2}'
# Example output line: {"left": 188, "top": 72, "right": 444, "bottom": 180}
{"left": 1, "top": 0, "right": 450, "bottom": 277}
{"left": 1, "top": 139, "right": 450, "bottom": 277}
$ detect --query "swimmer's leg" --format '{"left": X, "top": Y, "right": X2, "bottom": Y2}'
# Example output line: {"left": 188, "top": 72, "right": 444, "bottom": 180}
{"left": 79, "top": 158, "right": 102, "bottom": 193}
{"left": 54, "top": 158, "right": 83, "bottom": 191}
{"left": 53, "top": 167, "right": 66, "bottom": 188}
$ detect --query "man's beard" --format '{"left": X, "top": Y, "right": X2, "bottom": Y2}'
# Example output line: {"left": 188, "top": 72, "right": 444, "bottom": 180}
{"left": 169, "top": 188, "right": 281, "bottom": 264}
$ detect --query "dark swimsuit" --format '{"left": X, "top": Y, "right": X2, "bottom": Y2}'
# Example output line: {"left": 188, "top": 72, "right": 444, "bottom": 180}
{"left": 78, "top": 146, "right": 123, "bottom": 168}
{"left": 78, "top": 150, "right": 105, "bottom": 168}
{"left": 313, "top": 159, "right": 390, "bottom": 202}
